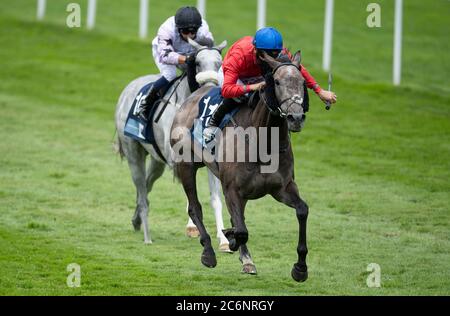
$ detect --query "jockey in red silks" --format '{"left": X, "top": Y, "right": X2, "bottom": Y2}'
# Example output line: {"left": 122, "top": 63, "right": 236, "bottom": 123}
{"left": 203, "top": 27, "right": 337, "bottom": 141}
{"left": 137, "top": 6, "right": 214, "bottom": 121}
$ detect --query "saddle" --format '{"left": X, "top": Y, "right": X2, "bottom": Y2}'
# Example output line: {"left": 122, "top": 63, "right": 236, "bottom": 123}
{"left": 123, "top": 75, "right": 183, "bottom": 162}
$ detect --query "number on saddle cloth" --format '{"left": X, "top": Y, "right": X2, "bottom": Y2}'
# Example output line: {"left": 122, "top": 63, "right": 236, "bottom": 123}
{"left": 124, "top": 81, "right": 155, "bottom": 142}
{"left": 192, "top": 87, "right": 241, "bottom": 148}
{"left": 124, "top": 75, "right": 184, "bottom": 143}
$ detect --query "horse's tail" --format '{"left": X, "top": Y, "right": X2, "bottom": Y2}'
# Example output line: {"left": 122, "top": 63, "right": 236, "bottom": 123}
{"left": 112, "top": 129, "right": 125, "bottom": 160}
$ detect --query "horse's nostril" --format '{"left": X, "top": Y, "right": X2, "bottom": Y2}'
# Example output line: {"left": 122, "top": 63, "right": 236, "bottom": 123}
{"left": 301, "top": 114, "right": 306, "bottom": 120}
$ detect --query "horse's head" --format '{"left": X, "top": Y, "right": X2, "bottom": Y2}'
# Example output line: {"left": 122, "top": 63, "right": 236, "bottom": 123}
{"left": 188, "top": 38, "right": 227, "bottom": 86}
{"left": 260, "top": 51, "right": 306, "bottom": 132}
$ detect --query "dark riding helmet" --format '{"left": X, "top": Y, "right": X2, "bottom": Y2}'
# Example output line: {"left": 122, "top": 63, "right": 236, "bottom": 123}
{"left": 175, "top": 6, "right": 202, "bottom": 30}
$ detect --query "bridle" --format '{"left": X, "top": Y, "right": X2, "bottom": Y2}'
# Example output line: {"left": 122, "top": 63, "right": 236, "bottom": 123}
{"left": 261, "top": 63, "right": 304, "bottom": 118}
{"left": 194, "top": 46, "right": 221, "bottom": 57}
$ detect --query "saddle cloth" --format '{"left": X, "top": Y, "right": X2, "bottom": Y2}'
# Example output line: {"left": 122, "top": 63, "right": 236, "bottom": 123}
{"left": 191, "top": 87, "right": 240, "bottom": 148}
{"left": 123, "top": 82, "right": 155, "bottom": 143}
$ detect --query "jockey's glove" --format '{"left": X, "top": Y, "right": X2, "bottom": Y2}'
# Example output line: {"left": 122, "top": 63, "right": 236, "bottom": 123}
{"left": 185, "top": 54, "right": 196, "bottom": 66}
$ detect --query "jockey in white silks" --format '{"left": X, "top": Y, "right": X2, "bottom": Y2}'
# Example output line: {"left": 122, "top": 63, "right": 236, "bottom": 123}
{"left": 137, "top": 6, "right": 214, "bottom": 121}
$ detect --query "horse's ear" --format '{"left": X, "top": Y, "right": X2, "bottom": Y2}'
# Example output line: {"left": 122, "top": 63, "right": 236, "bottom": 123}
{"left": 215, "top": 40, "right": 227, "bottom": 53}
{"left": 292, "top": 50, "right": 302, "bottom": 68}
{"left": 196, "top": 37, "right": 214, "bottom": 48}
{"left": 259, "top": 51, "right": 281, "bottom": 69}
{"left": 187, "top": 37, "right": 204, "bottom": 50}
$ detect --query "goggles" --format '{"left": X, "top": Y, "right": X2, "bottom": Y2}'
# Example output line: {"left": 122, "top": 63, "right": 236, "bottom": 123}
{"left": 180, "top": 27, "right": 198, "bottom": 35}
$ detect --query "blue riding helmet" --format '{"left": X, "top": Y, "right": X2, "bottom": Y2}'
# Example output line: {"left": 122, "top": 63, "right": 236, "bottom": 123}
{"left": 253, "top": 27, "right": 283, "bottom": 50}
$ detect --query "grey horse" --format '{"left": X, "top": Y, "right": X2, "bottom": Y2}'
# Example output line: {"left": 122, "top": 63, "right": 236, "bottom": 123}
{"left": 115, "top": 38, "right": 229, "bottom": 250}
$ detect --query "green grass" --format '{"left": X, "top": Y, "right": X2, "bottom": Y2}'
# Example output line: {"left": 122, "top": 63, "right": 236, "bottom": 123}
{"left": 0, "top": 0, "right": 449, "bottom": 295}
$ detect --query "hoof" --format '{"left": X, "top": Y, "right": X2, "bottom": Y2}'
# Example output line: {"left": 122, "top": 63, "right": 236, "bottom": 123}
{"left": 143, "top": 239, "right": 153, "bottom": 245}
{"left": 186, "top": 226, "right": 200, "bottom": 238}
{"left": 291, "top": 264, "right": 308, "bottom": 282}
{"left": 241, "top": 263, "right": 257, "bottom": 275}
{"left": 201, "top": 251, "right": 217, "bottom": 268}
{"left": 218, "top": 243, "right": 233, "bottom": 253}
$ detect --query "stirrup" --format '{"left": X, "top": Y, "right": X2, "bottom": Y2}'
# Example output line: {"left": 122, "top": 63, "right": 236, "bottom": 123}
{"left": 203, "top": 125, "right": 218, "bottom": 143}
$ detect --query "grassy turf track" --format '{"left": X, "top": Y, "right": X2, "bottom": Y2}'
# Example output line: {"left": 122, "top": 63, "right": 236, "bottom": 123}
{"left": 0, "top": 0, "right": 448, "bottom": 295}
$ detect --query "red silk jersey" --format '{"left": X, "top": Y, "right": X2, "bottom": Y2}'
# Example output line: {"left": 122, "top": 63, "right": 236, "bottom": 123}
{"left": 221, "top": 36, "right": 322, "bottom": 99}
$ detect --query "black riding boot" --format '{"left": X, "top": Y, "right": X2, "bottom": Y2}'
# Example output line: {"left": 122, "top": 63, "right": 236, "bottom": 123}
{"left": 138, "top": 87, "right": 159, "bottom": 121}
{"left": 203, "top": 98, "right": 239, "bottom": 141}
{"left": 138, "top": 76, "right": 169, "bottom": 121}
{"left": 210, "top": 98, "right": 240, "bottom": 127}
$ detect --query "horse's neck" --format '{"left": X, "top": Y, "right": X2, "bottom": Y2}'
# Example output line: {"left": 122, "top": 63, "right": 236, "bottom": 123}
{"left": 252, "top": 99, "right": 290, "bottom": 152}
{"left": 163, "top": 76, "right": 190, "bottom": 104}
{"left": 176, "top": 76, "right": 191, "bottom": 99}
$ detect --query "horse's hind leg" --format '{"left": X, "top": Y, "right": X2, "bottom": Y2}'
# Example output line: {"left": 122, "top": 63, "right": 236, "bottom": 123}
{"left": 223, "top": 187, "right": 248, "bottom": 251}
{"left": 184, "top": 171, "right": 228, "bottom": 248}
{"left": 222, "top": 187, "right": 255, "bottom": 272}
{"left": 239, "top": 244, "right": 257, "bottom": 275}
{"left": 207, "top": 170, "right": 230, "bottom": 252}
{"left": 146, "top": 157, "right": 165, "bottom": 193}
{"left": 125, "top": 141, "right": 152, "bottom": 244}
{"left": 225, "top": 200, "right": 257, "bottom": 275}
{"left": 137, "top": 156, "right": 165, "bottom": 237}
{"left": 177, "top": 162, "right": 216, "bottom": 268}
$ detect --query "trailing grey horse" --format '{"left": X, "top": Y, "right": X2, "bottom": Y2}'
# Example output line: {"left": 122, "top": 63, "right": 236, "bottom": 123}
{"left": 115, "top": 39, "right": 230, "bottom": 250}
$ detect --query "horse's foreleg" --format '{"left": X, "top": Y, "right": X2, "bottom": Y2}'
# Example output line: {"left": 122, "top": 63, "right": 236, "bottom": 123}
{"left": 185, "top": 200, "right": 200, "bottom": 237}
{"left": 177, "top": 162, "right": 216, "bottom": 268}
{"left": 272, "top": 181, "right": 309, "bottom": 282}
{"left": 207, "top": 170, "right": 231, "bottom": 252}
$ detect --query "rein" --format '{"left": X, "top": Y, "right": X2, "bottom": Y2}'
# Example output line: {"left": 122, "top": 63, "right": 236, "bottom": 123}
{"left": 154, "top": 72, "right": 186, "bottom": 123}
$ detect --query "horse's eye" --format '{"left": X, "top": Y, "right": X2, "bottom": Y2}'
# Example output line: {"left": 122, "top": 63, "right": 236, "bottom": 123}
{"left": 275, "top": 79, "right": 280, "bottom": 85}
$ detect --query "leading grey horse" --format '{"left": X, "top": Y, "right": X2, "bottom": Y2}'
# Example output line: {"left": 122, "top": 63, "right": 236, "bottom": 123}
{"left": 171, "top": 52, "right": 310, "bottom": 281}
{"left": 114, "top": 39, "right": 229, "bottom": 250}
